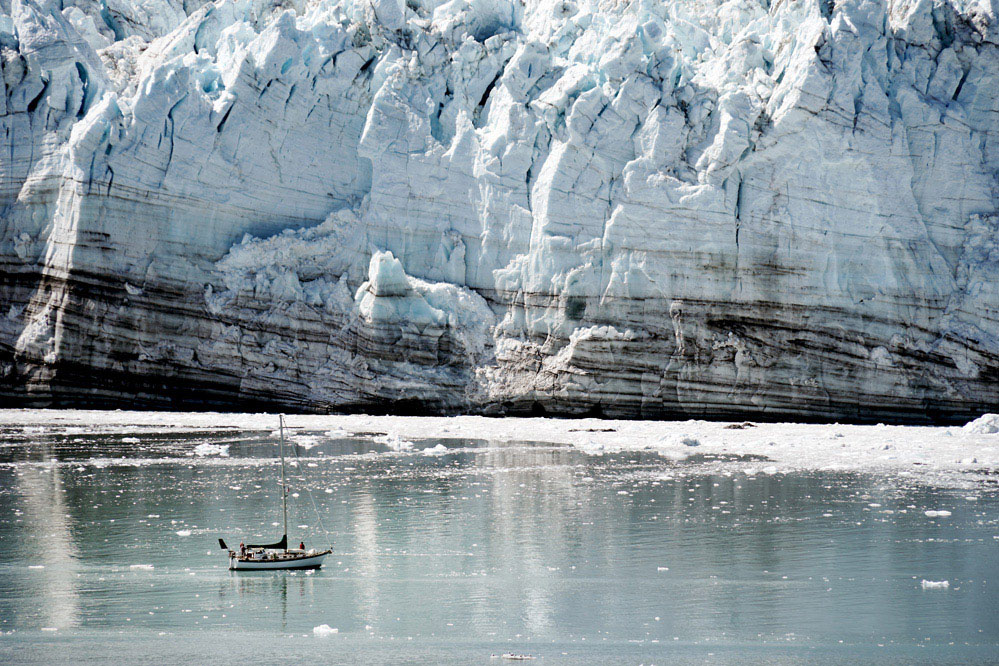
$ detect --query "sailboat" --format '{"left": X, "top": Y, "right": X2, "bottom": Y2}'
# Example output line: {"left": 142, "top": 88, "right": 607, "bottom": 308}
{"left": 218, "top": 415, "right": 331, "bottom": 570}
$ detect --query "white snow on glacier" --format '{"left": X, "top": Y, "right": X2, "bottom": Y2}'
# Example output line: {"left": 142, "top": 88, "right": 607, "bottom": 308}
{"left": 0, "top": 0, "right": 997, "bottom": 420}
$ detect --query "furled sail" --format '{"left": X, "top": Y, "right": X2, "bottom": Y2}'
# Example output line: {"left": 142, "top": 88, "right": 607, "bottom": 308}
{"left": 246, "top": 535, "right": 287, "bottom": 550}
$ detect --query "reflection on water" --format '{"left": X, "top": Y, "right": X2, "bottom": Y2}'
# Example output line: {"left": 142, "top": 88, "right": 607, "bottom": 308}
{"left": 0, "top": 427, "right": 997, "bottom": 664}
{"left": 12, "top": 442, "right": 79, "bottom": 631}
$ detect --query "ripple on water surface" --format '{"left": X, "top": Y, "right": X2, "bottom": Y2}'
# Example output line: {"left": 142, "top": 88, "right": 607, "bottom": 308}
{"left": 0, "top": 425, "right": 997, "bottom": 665}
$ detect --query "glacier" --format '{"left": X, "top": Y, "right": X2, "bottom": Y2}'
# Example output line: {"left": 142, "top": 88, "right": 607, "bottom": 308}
{"left": 0, "top": 0, "right": 997, "bottom": 422}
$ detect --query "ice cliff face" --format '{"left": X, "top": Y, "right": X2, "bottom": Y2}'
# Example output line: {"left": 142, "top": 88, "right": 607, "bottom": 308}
{"left": 1, "top": 0, "right": 997, "bottom": 421}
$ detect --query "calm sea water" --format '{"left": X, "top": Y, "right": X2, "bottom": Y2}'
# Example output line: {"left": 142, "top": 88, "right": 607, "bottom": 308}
{"left": 0, "top": 424, "right": 997, "bottom": 664}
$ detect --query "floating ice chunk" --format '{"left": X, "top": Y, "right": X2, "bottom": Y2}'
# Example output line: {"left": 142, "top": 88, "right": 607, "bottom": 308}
{"left": 28, "top": 565, "right": 45, "bottom": 569}
{"left": 193, "top": 443, "right": 230, "bottom": 457}
{"left": 293, "top": 436, "right": 320, "bottom": 449}
{"left": 963, "top": 414, "right": 999, "bottom": 434}
{"left": 579, "top": 440, "right": 608, "bottom": 455}
{"left": 176, "top": 530, "right": 192, "bottom": 537}
{"left": 313, "top": 624, "right": 338, "bottom": 636}
{"left": 924, "top": 510, "right": 952, "bottom": 518}
{"left": 41, "top": 627, "right": 58, "bottom": 632}
{"left": 920, "top": 580, "right": 950, "bottom": 590}
{"left": 129, "top": 564, "right": 154, "bottom": 570}
{"left": 422, "top": 444, "right": 449, "bottom": 455}
{"left": 375, "top": 433, "right": 414, "bottom": 451}
{"left": 122, "top": 437, "right": 140, "bottom": 443}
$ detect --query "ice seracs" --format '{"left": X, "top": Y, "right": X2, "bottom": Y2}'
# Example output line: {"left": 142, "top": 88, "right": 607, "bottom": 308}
{"left": 1, "top": 0, "right": 997, "bottom": 422}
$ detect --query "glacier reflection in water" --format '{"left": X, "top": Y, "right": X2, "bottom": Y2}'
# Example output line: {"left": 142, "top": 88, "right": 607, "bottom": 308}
{"left": 0, "top": 428, "right": 997, "bottom": 665}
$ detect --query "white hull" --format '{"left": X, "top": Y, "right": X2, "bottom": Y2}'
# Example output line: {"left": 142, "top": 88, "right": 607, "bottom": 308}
{"left": 229, "top": 551, "right": 329, "bottom": 570}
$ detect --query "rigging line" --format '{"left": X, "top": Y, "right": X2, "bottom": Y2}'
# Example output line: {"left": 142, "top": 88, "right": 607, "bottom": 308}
{"left": 289, "top": 432, "right": 334, "bottom": 549}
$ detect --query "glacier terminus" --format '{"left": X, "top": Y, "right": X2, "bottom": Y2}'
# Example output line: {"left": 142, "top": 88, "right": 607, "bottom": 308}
{"left": 1, "top": 0, "right": 997, "bottom": 422}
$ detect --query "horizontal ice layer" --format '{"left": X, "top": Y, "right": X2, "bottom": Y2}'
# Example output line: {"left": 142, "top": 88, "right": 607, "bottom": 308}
{"left": 3, "top": 409, "right": 998, "bottom": 487}
{"left": 0, "top": 0, "right": 997, "bottom": 421}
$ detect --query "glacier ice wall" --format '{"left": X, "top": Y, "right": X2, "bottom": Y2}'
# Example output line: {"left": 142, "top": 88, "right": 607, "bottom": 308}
{"left": 1, "top": 0, "right": 997, "bottom": 421}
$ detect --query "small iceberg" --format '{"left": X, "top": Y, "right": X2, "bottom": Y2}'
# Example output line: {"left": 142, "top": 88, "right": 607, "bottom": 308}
{"left": 176, "top": 529, "right": 192, "bottom": 537}
{"left": 375, "top": 433, "right": 414, "bottom": 451}
{"left": 129, "top": 564, "right": 154, "bottom": 570}
{"left": 313, "top": 624, "right": 338, "bottom": 636}
{"left": 193, "top": 443, "right": 230, "bottom": 457}
{"left": 963, "top": 414, "right": 999, "bottom": 435}
{"left": 921, "top": 580, "right": 950, "bottom": 590}
{"left": 924, "top": 510, "right": 952, "bottom": 518}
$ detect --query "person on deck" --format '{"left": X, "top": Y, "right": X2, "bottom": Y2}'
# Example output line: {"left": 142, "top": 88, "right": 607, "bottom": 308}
{"left": 299, "top": 541, "right": 305, "bottom": 551}
{"left": 239, "top": 542, "right": 245, "bottom": 557}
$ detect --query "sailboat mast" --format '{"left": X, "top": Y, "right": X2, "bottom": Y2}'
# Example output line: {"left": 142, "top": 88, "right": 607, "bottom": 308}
{"left": 279, "top": 414, "right": 288, "bottom": 551}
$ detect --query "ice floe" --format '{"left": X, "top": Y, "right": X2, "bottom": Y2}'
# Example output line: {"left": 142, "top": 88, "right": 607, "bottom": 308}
{"left": 924, "top": 510, "right": 952, "bottom": 518}
{"left": 192, "top": 443, "right": 230, "bottom": 457}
